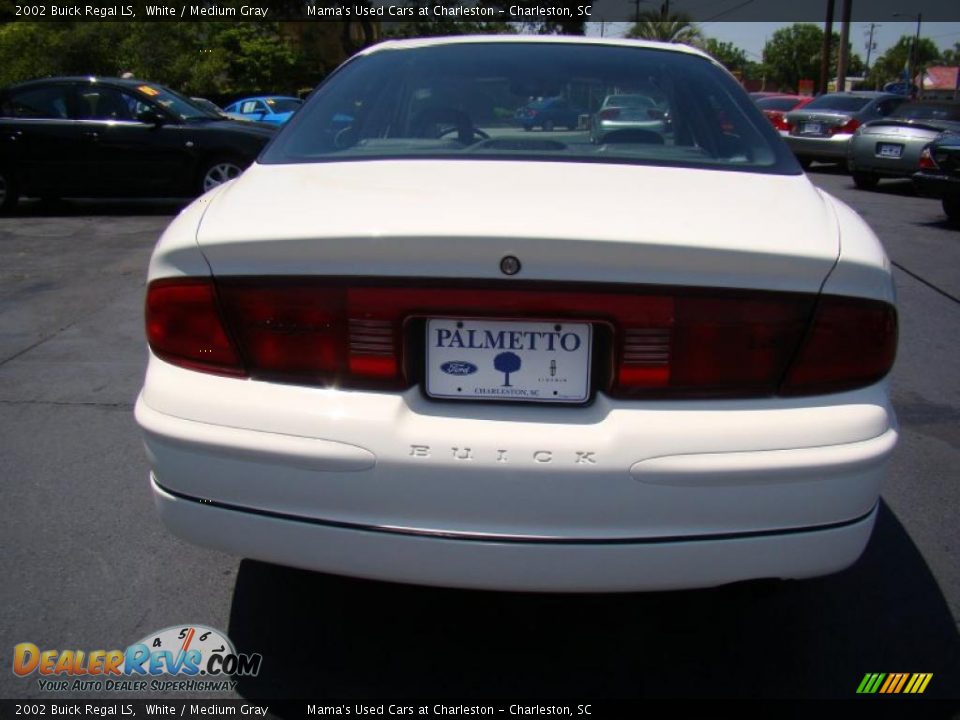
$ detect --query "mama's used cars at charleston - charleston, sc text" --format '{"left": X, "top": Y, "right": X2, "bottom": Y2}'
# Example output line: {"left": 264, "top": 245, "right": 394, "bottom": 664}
{"left": 136, "top": 36, "right": 898, "bottom": 592}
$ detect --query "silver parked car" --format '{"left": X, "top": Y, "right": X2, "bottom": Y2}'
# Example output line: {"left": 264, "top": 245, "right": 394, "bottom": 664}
{"left": 590, "top": 93, "right": 668, "bottom": 143}
{"left": 847, "top": 101, "right": 960, "bottom": 189}
{"left": 784, "top": 92, "right": 906, "bottom": 168}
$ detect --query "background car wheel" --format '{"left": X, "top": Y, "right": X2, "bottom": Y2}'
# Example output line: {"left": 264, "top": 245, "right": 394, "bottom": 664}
{"left": 0, "top": 167, "right": 19, "bottom": 213}
{"left": 852, "top": 171, "right": 879, "bottom": 190}
{"left": 542, "top": 120, "right": 554, "bottom": 132}
{"left": 943, "top": 196, "right": 960, "bottom": 224}
{"left": 199, "top": 158, "right": 243, "bottom": 194}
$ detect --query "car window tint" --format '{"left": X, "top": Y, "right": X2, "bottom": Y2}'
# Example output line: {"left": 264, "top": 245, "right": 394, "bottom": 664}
{"left": 756, "top": 97, "right": 802, "bottom": 111}
{"left": 875, "top": 98, "right": 903, "bottom": 115}
{"left": 268, "top": 99, "right": 302, "bottom": 113}
{"left": 75, "top": 87, "right": 140, "bottom": 121}
{"left": 604, "top": 94, "right": 657, "bottom": 109}
{"left": 803, "top": 95, "right": 871, "bottom": 112}
{"left": 892, "top": 103, "right": 960, "bottom": 120}
{"left": 264, "top": 42, "right": 796, "bottom": 174}
{"left": 241, "top": 101, "right": 259, "bottom": 114}
{"left": 2, "top": 85, "right": 69, "bottom": 119}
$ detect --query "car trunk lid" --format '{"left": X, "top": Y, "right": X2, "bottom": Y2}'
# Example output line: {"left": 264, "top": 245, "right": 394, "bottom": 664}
{"left": 195, "top": 160, "right": 838, "bottom": 294}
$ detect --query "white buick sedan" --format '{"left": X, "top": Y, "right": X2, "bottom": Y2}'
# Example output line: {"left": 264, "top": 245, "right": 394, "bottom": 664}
{"left": 136, "top": 37, "right": 898, "bottom": 592}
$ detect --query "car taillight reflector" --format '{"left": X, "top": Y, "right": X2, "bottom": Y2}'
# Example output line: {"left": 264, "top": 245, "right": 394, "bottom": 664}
{"left": 829, "top": 117, "right": 861, "bottom": 135}
{"left": 918, "top": 147, "right": 938, "bottom": 170}
{"left": 781, "top": 296, "right": 897, "bottom": 395}
{"left": 599, "top": 108, "right": 620, "bottom": 120}
{"left": 146, "top": 279, "right": 897, "bottom": 398}
{"left": 145, "top": 278, "right": 244, "bottom": 376}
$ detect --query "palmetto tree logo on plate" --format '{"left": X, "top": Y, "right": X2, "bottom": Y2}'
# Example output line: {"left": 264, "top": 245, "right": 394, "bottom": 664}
{"left": 494, "top": 352, "right": 521, "bottom": 387}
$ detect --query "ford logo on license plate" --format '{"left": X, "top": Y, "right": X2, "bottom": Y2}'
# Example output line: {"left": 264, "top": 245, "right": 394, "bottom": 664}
{"left": 441, "top": 361, "right": 478, "bottom": 376}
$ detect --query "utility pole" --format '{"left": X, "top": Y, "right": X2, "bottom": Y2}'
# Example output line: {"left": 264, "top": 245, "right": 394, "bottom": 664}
{"left": 894, "top": 13, "right": 923, "bottom": 98}
{"left": 864, "top": 23, "right": 878, "bottom": 71}
{"left": 836, "top": 0, "right": 852, "bottom": 92}
{"left": 819, "top": 0, "right": 835, "bottom": 95}
{"left": 913, "top": 14, "right": 923, "bottom": 98}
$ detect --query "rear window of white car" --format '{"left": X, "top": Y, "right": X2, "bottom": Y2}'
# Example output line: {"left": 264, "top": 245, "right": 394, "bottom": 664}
{"left": 263, "top": 42, "right": 799, "bottom": 174}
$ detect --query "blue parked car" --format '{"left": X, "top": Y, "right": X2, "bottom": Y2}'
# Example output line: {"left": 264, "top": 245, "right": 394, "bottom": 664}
{"left": 223, "top": 96, "right": 302, "bottom": 125}
{"left": 514, "top": 96, "right": 584, "bottom": 131}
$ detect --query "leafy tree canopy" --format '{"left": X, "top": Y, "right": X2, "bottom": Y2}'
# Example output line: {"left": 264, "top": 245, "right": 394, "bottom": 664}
{"left": 942, "top": 42, "right": 960, "bottom": 66}
{"left": 867, "top": 35, "right": 942, "bottom": 87}
{"left": 626, "top": 12, "right": 703, "bottom": 45}
{"left": 761, "top": 23, "right": 865, "bottom": 92}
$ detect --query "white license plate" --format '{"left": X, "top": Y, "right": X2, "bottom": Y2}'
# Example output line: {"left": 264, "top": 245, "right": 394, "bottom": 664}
{"left": 425, "top": 318, "right": 592, "bottom": 403}
{"left": 878, "top": 143, "right": 903, "bottom": 158}
{"left": 802, "top": 122, "right": 823, "bottom": 134}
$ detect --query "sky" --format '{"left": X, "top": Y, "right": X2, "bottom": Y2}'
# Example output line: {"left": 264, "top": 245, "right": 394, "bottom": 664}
{"left": 586, "top": 21, "right": 960, "bottom": 65}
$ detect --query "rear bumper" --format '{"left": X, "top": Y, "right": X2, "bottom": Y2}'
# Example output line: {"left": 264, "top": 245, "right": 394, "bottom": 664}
{"left": 152, "top": 476, "right": 879, "bottom": 592}
{"left": 137, "top": 358, "right": 897, "bottom": 591}
{"left": 848, "top": 136, "right": 925, "bottom": 177}
{"left": 913, "top": 171, "right": 960, "bottom": 199}
{"left": 785, "top": 133, "right": 854, "bottom": 161}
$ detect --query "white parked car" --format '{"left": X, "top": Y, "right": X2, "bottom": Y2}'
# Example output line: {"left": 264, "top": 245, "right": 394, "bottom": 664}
{"left": 136, "top": 36, "right": 898, "bottom": 592}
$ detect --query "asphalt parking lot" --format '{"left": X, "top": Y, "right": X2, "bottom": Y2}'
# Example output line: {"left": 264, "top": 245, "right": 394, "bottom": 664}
{"left": 1, "top": 171, "right": 958, "bottom": 704}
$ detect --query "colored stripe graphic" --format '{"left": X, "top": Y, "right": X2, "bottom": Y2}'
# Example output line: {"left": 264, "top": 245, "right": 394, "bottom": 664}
{"left": 857, "top": 672, "right": 932, "bottom": 694}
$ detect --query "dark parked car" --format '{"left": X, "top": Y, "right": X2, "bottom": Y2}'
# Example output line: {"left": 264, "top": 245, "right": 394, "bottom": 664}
{"left": 0, "top": 76, "right": 277, "bottom": 212}
{"left": 514, "top": 96, "right": 584, "bottom": 131}
{"left": 913, "top": 132, "right": 960, "bottom": 224}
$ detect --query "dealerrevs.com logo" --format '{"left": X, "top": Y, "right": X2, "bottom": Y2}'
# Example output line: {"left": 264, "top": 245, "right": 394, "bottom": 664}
{"left": 13, "top": 625, "right": 262, "bottom": 693}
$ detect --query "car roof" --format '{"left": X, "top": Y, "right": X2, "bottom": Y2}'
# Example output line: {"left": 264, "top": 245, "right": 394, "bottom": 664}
{"left": 901, "top": 100, "right": 960, "bottom": 106}
{"left": 235, "top": 95, "right": 300, "bottom": 102}
{"left": 3, "top": 76, "right": 160, "bottom": 92}
{"left": 357, "top": 34, "right": 710, "bottom": 60}
{"left": 818, "top": 91, "right": 897, "bottom": 98}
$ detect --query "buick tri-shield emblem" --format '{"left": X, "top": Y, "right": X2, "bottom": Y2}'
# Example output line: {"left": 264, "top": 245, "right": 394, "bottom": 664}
{"left": 440, "top": 361, "right": 478, "bottom": 376}
{"left": 500, "top": 255, "right": 521, "bottom": 276}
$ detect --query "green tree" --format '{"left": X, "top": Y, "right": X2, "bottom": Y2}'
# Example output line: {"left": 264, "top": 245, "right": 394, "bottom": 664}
{"left": 868, "top": 35, "right": 942, "bottom": 87}
{"left": 207, "top": 23, "right": 299, "bottom": 94}
{"left": 0, "top": 22, "right": 132, "bottom": 86}
{"left": 942, "top": 42, "right": 960, "bottom": 65}
{"left": 703, "top": 38, "right": 748, "bottom": 70}
{"left": 701, "top": 38, "right": 767, "bottom": 81}
{"left": 0, "top": 20, "right": 312, "bottom": 96}
{"left": 761, "top": 23, "right": 823, "bottom": 92}
{"left": 626, "top": 11, "right": 703, "bottom": 45}
{"left": 762, "top": 23, "right": 866, "bottom": 92}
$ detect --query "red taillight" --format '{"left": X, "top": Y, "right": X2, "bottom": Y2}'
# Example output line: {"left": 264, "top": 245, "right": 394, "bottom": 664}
{"left": 147, "top": 279, "right": 896, "bottom": 398}
{"left": 918, "top": 147, "right": 938, "bottom": 170}
{"left": 599, "top": 108, "right": 620, "bottom": 121}
{"left": 145, "top": 278, "right": 244, "bottom": 376}
{"left": 216, "top": 284, "right": 347, "bottom": 382}
{"left": 614, "top": 295, "right": 814, "bottom": 397}
{"left": 781, "top": 296, "right": 897, "bottom": 395}
{"left": 829, "top": 117, "right": 861, "bottom": 135}
{"left": 765, "top": 110, "right": 792, "bottom": 132}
